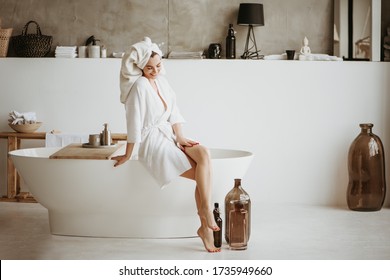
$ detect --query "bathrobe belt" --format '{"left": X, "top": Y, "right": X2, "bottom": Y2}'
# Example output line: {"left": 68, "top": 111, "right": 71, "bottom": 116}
{"left": 141, "top": 121, "right": 176, "bottom": 165}
{"left": 142, "top": 121, "right": 174, "bottom": 141}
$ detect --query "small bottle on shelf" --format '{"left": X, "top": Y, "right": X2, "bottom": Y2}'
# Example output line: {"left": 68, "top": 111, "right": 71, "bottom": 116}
{"left": 225, "top": 23, "right": 236, "bottom": 59}
{"left": 101, "top": 123, "right": 112, "bottom": 146}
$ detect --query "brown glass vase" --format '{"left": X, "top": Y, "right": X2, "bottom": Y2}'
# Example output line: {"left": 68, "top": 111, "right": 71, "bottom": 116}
{"left": 228, "top": 200, "right": 248, "bottom": 250}
{"left": 347, "top": 123, "right": 386, "bottom": 211}
{"left": 224, "top": 178, "right": 251, "bottom": 243}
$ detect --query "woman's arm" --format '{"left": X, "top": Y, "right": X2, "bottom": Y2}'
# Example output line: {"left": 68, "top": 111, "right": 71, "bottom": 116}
{"left": 172, "top": 123, "right": 198, "bottom": 150}
{"left": 112, "top": 142, "right": 135, "bottom": 167}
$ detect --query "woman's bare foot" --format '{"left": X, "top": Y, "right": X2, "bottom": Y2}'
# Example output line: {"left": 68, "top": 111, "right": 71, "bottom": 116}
{"left": 197, "top": 227, "right": 221, "bottom": 253}
{"left": 199, "top": 209, "right": 220, "bottom": 231}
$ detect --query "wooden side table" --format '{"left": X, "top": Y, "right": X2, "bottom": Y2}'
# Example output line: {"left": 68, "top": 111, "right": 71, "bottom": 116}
{"left": 0, "top": 132, "right": 127, "bottom": 202}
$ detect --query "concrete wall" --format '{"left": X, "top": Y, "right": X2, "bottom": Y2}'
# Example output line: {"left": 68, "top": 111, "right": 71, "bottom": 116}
{"left": 0, "top": 0, "right": 334, "bottom": 57}
{"left": 382, "top": 0, "right": 390, "bottom": 60}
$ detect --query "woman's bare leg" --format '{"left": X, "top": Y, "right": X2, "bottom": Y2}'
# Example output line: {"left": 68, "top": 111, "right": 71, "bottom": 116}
{"left": 181, "top": 145, "right": 218, "bottom": 229}
{"left": 194, "top": 186, "right": 220, "bottom": 252}
{"left": 181, "top": 145, "right": 220, "bottom": 252}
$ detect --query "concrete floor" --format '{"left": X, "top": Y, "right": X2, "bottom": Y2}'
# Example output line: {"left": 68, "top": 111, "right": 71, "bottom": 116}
{"left": 1, "top": 202, "right": 390, "bottom": 260}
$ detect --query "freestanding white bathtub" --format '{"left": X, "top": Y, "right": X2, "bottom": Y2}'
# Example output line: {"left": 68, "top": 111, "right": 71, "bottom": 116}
{"left": 10, "top": 146, "right": 253, "bottom": 238}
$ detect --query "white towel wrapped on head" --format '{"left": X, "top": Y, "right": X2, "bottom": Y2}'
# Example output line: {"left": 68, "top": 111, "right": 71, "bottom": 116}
{"left": 120, "top": 37, "right": 163, "bottom": 103}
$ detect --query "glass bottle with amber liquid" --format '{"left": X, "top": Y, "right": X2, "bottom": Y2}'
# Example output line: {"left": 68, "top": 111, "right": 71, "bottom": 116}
{"left": 224, "top": 178, "right": 251, "bottom": 243}
{"left": 229, "top": 200, "right": 248, "bottom": 250}
{"left": 347, "top": 123, "right": 386, "bottom": 211}
{"left": 213, "top": 203, "right": 222, "bottom": 248}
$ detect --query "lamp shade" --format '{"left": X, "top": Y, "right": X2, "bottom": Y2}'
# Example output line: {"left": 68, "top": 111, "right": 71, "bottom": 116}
{"left": 237, "top": 3, "right": 264, "bottom": 26}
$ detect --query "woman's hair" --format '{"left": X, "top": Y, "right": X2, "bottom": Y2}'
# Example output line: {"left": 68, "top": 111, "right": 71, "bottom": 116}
{"left": 151, "top": 51, "right": 160, "bottom": 58}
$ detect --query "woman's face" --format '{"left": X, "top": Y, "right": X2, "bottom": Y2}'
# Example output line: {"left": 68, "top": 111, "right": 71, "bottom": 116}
{"left": 143, "top": 54, "right": 162, "bottom": 80}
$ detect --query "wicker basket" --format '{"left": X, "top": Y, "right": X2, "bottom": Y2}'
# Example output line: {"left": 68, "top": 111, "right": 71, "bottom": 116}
{"left": 0, "top": 18, "right": 13, "bottom": 57}
{"left": 12, "top": 20, "right": 52, "bottom": 57}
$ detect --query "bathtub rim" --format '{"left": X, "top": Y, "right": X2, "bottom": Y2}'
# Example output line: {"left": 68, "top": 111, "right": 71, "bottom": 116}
{"left": 9, "top": 146, "right": 254, "bottom": 160}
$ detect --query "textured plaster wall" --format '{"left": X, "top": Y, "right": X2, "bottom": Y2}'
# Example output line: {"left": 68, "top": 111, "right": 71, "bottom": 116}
{"left": 382, "top": 0, "right": 390, "bottom": 60}
{"left": 0, "top": 0, "right": 333, "bottom": 57}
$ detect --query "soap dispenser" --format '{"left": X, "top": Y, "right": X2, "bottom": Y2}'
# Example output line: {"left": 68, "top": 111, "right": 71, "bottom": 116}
{"left": 86, "top": 35, "right": 101, "bottom": 58}
{"left": 100, "top": 123, "right": 112, "bottom": 146}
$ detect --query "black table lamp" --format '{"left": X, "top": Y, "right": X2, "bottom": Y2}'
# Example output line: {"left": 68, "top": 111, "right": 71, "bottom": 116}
{"left": 237, "top": 3, "right": 265, "bottom": 59}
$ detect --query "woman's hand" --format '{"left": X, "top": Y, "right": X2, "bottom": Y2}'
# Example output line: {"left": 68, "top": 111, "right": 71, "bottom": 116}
{"left": 112, "top": 154, "right": 130, "bottom": 167}
{"left": 176, "top": 136, "right": 199, "bottom": 151}
{"left": 172, "top": 123, "right": 199, "bottom": 150}
{"left": 112, "top": 142, "right": 135, "bottom": 167}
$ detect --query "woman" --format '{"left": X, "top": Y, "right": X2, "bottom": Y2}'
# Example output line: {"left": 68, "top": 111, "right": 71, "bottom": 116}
{"left": 112, "top": 37, "right": 220, "bottom": 253}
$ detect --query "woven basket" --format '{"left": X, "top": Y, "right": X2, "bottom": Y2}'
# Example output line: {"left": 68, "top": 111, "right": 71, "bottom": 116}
{"left": 12, "top": 20, "right": 52, "bottom": 57}
{"left": 0, "top": 18, "right": 13, "bottom": 57}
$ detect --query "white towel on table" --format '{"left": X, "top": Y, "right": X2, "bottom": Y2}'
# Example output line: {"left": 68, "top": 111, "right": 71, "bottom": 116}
{"left": 45, "top": 133, "right": 89, "bottom": 147}
{"left": 9, "top": 111, "right": 37, "bottom": 124}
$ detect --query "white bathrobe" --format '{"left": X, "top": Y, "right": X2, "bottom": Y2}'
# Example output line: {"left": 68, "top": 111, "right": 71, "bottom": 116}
{"left": 125, "top": 75, "right": 192, "bottom": 187}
